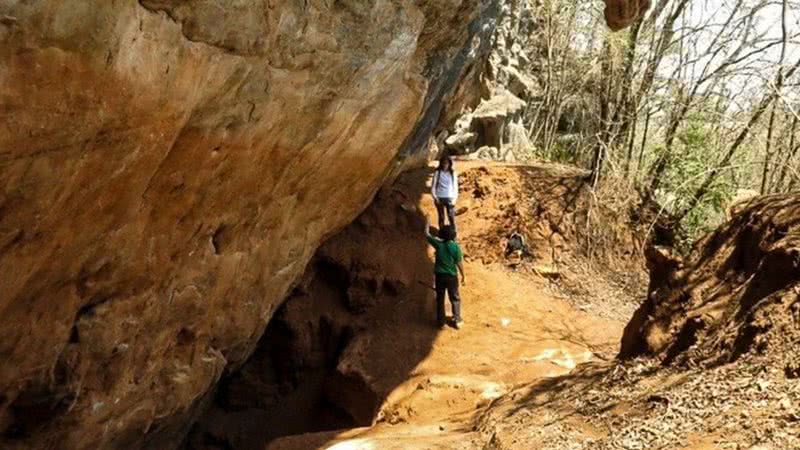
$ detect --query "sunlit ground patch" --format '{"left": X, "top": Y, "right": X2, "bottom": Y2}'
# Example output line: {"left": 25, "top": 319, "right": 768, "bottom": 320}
{"left": 520, "top": 348, "right": 594, "bottom": 370}
{"left": 326, "top": 438, "right": 376, "bottom": 450}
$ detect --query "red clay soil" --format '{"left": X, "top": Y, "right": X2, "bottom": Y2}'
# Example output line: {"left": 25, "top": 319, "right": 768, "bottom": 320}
{"left": 454, "top": 162, "right": 647, "bottom": 323}
{"left": 456, "top": 192, "right": 800, "bottom": 450}
{"left": 155, "top": 162, "right": 800, "bottom": 450}
{"left": 620, "top": 194, "right": 800, "bottom": 373}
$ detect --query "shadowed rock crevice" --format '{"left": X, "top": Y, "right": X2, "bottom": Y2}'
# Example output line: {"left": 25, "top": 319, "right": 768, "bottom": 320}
{"left": 186, "top": 170, "right": 437, "bottom": 450}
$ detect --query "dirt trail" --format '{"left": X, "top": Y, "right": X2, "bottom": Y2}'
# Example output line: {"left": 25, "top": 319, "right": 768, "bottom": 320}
{"left": 265, "top": 162, "right": 634, "bottom": 450}
{"left": 268, "top": 263, "right": 622, "bottom": 450}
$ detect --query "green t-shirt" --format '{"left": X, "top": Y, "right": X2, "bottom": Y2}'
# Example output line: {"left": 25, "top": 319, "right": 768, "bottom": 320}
{"left": 426, "top": 235, "right": 463, "bottom": 276}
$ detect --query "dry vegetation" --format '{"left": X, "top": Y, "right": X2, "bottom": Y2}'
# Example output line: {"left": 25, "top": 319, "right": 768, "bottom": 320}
{"left": 502, "top": 0, "right": 800, "bottom": 247}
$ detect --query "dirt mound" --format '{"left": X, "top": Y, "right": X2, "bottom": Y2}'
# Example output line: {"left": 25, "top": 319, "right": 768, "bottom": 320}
{"left": 620, "top": 194, "right": 800, "bottom": 373}
{"left": 453, "top": 162, "right": 647, "bottom": 321}
{"left": 468, "top": 192, "right": 800, "bottom": 450}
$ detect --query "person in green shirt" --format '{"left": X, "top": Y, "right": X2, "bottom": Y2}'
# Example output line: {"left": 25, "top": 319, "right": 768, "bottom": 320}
{"left": 425, "top": 219, "right": 466, "bottom": 329}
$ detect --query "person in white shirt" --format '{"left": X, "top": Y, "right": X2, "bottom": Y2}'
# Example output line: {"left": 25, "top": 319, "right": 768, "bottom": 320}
{"left": 431, "top": 156, "right": 459, "bottom": 232}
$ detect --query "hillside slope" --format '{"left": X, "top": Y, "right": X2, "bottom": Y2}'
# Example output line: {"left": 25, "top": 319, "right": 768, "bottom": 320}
{"left": 621, "top": 195, "right": 800, "bottom": 370}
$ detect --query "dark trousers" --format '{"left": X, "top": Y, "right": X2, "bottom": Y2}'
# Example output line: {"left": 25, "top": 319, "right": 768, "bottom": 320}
{"left": 435, "top": 198, "right": 456, "bottom": 231}
{"left": 435, "top": 273, "right": 461, "bottom": 325}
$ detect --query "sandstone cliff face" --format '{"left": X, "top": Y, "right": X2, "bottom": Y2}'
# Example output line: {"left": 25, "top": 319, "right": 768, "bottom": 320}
{"left": 0, "top": 2, "right": 498, "bottom": 448}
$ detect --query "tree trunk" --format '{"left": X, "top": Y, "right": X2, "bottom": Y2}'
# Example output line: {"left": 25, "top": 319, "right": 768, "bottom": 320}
{"left": 760, "top": 102, "right": 778, "bottom": 194}
{"left": 635, "top": 108, "right": 652, "bottom": 181}
{"left": 624, "top": 108, "right": 639, "bottom": 178}
{"left": 773, "top": 114, "right": 798, "bottom": 191}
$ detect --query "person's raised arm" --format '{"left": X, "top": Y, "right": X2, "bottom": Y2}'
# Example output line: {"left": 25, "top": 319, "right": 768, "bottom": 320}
{"left": 424, "top": 217, "right": 438, "bottom": 246}
{"left": 454, "top": 244, "right": 465, "bottom": 284}
{"left": 431, "top": 170, "right": 439, "bottom": 203}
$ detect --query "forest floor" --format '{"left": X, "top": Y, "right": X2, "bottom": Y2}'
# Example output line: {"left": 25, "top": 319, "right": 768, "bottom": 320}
{"left": 263, "top": 162, "right": 797, "bottom": 450}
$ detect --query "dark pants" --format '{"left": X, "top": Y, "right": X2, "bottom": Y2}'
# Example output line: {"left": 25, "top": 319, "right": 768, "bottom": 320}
{"left": 435, "top": 273, "right": 461, "bottom": 325}
{"left": 435, "top": 198, "right": 456, "bottom": 231}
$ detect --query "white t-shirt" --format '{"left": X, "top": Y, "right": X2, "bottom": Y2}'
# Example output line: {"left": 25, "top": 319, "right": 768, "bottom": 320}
{"left": 432, "top": 170, "right": 458, "bottom": 201}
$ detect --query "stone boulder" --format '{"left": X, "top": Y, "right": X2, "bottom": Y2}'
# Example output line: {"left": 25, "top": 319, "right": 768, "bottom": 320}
{"left": 501, "top": 66, "right": 541, "bottom": 100}
{"left": 443, "top": 89, "right": 526, "bottom": 156}
{"left": 470, "top": 89, "right": 527, "bottom": 150}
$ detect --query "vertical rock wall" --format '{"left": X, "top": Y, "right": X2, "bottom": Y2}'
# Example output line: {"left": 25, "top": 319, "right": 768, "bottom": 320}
{"left": 0, "top": 1, "right": 498, "bottom": 448}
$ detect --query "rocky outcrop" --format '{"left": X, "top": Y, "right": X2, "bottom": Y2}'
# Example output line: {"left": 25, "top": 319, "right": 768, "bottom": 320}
{"left": 619, "top": 195, "right": 800, "bottom": 375}
{"left": 445, "top": 88, "right": 527, "bottom": 156}
{"left": 441, "top": 0, "right": 650, "bottom": 161}
{"left": 438, "top": 0, "right": 539, "bottom": 159}
{"left": 0, "top": 1, "right": 498, "bottom": 448}
{"left": 0, "top": 1, "right": 645, "bottom": 448}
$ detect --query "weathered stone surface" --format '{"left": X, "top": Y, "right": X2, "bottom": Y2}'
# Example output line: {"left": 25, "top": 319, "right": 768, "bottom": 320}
{"left": 501, "top": 66, "right": 540, "bottom": 100}
{"left": 468, "top": 89, "right": 526, "bottom": 150}
{"left": 506, "top": 120, "right": 531, "bottom": 152}
{"left": 440, "top": 0, "right": 536, "bottom": 160}
{"left": 471, "top": 89, "right": 526, "bottom": 122}
{"left": 445, "top": 131, "right": 478, "bottom": 148}
{"left": 443, "top": 0, "right": 644, "bottom": 162}
{"left": 604, "top": 0, "right": 651, "bottom": 31}
{"left": 0, "top": 1, "right": 499, "bottom": 448}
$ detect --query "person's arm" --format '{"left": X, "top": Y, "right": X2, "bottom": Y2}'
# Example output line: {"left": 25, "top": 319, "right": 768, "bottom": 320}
{"left": 455, "top": 245, "right": 465, "bottom": 284}
{"left": 431, "top": 170, "right": 439, "bottom": 203}
{"left": 452, "top": 171, "right": 459, "bottom": 203}
{"left": 424, "top": 217, "right": 438, "bottom": 246}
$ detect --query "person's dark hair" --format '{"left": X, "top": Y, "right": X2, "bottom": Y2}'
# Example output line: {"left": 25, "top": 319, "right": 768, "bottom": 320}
{"left": 440, "top": 225, "right": 457, "bottom": 241}
{"left": 437, "top": 156, "right": 454, "bottom": 173}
